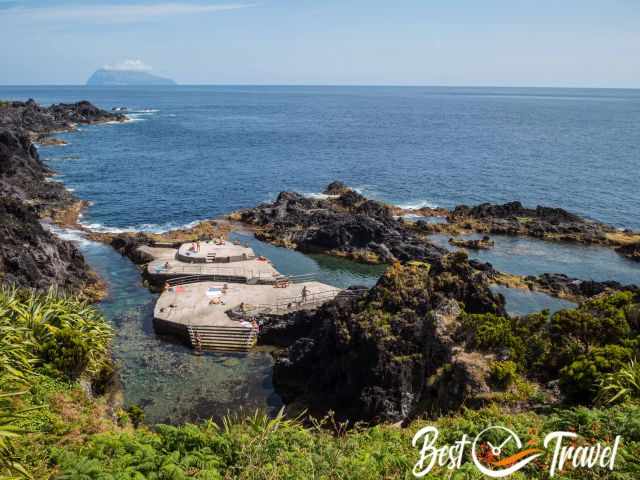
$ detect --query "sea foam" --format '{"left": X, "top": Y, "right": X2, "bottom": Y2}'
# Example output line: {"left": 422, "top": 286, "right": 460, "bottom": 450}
{"left": 79, "top": 219, "right": 206, "bottom": 235}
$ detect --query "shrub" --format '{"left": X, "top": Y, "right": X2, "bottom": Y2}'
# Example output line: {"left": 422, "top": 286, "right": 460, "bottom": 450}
{"left": 41, "top": 327, "right": 91, "bottom": 379}
{"left": 560, "top": 344, "right": 634, "bottom": 403}
{"left": 0, "top": 287, "right": 113, "bottom": 381}
{"left": 460, "top": 311, "right": 551, "bottom": 373}
{"left": 490, "top": 360, "right": 518, "bottom": 388}
{"left": 126, "top": 404, "right": 145, "bottom": 428}
{"left": 597, "top": 358, "right": 640, "bottom": 405}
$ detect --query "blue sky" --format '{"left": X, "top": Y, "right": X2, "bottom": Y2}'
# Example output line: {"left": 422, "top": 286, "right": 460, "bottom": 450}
{"left": 1, "top": 0, "right": 639, "bottom": 86}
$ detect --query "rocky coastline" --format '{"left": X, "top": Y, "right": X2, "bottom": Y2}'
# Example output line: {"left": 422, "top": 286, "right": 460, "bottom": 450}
{"left": 260, "top": 254, "right": 639, "bottom": 423}
{"left": 493, "top": 271, "right": 639, "bottom": 303}
{"left": 0, "top": 99, "right": 124, "bottom": 296}
{"left": 416, "top": 200, "right": 640, "bottom": 261}
{"left": 449, "top": 235, "right": 494, "bottom": 250}
{"left": 1, "top": 97, "right": 637, "bottom": 430}
{"left": 232, "top": 181, "right": 445, "bottom": 264}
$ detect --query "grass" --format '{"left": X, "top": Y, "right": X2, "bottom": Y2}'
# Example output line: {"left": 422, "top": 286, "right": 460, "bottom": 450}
{"left": 597, "top": 359, "right": 640, "bottom": 405}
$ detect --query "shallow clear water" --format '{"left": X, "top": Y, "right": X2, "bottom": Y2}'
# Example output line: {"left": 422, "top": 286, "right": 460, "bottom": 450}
{"left": 430, "top": 233, "right": 639, "bottom": 285}
{"left": 70, "top": 233, "right": 281, "bottom": 424}
{"left": 231, "top": 233, "right": 385, "bottom": 288}
{"left": 490, "top": 285, "right": 576, "bottom": 317}
{"left": 2, "top": 85, "right": 640, "bottom": 231}
{"left": 49, "top": 227, "right": 382, "bottom": 424}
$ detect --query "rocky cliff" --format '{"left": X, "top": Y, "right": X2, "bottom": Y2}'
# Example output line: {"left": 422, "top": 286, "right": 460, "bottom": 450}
{"left": 0, "top": 197, "right": 94, "bottom": 292}
{"left": 267, "top": 253, "right": 507, "bottom": 423}
{"left": 0, "top": 99, "right": 123, "bottom": 293}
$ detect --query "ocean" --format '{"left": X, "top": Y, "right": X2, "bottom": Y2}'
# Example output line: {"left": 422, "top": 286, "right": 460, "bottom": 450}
{"left": 2, "top": 85, "right": 639, "bottom": 231}
{"left": 3, "top": 85, "right": 639, "bottom": 422}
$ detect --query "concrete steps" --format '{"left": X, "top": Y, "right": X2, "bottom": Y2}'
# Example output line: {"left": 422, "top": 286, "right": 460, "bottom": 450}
{"left": 187, "top": 324, "right": 257, "bottom": 353}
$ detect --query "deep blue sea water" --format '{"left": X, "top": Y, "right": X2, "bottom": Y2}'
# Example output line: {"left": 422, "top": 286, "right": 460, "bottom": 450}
{"left": 2, "top": 85, "right": 640, "bottom": 231}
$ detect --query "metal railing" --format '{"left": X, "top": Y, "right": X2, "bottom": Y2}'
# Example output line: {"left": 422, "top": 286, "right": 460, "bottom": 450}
{"left": 285, "top": 273, "right": 318, "bottom": 283}
{"left": 248, "top": 288, "right": 366, "bottom": 315}
{"left": 157, "top": 266, "right": 325, "bottom": 288}
{"left": 153, "top": 263, "right": 276, "bottom": 280}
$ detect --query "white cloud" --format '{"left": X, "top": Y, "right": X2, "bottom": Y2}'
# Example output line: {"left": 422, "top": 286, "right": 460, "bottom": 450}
{"left": 104, "top": 59, "right": 152, "bottom": 72}
{"left": 3, "top": 2, "right": 254, "bottom": 23}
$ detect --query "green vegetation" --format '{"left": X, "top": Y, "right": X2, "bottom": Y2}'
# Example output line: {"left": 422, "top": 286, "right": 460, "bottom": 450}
{"left": 462, "top": 291, "right": 640, "bottom": 404}
{"left": 1, "top": 287, "right": 639, "bottom": 478}
{"left": 597, "top": 359, "right": 640, "bottom": 405}
{"left": 0, "top": 288, "right": 114, "bottom": 479}
{"left": 489, "top": 360, "right": 518, "bottom": 388}
{"left": 15, "top": 402, "right": 640, "bottom": 479}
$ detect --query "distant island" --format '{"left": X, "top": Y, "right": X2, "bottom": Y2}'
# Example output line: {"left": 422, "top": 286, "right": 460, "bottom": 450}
{"left": 86, "top": 68, "right": 176, "bottom": 86}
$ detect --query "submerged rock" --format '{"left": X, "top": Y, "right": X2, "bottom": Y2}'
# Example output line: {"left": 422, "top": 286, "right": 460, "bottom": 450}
{"left": 616, "top": 242, "right": 640, "bottom": 262}
{"left": 449, "top": 235, "right": 494, "bottom": 250}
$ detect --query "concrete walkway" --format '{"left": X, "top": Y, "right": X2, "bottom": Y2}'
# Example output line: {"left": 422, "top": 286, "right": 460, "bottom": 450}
{"left": 177, "top": 240, "right": 255, "bottom": 263}
{"left": 154, "top": 281, "right": 341, "bottom": 327}
{"left": 147, "top": 257, "right": 281, "bottom": 283}
{"left": 148, "top": 239, "right": 343, "bottom": 352}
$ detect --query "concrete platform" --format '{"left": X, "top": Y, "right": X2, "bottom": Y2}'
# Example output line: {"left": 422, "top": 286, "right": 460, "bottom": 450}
{"left": 153, "top": 281, "right": 341, "bottom": 351}
{"left": 147, "top": 257, "right": 281, "bottom": 284}
{"left": 177, "top": 240, "right": 255, "bottom": 264}
{"left": 137, "top": 245, "right": 177, "bottom": 261}
{"left": 154, "top": 281, "right": 341, "bottom": 327}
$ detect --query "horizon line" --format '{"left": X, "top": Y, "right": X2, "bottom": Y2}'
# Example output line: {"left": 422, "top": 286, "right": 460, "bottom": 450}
{"left": 1, "top": 83, "right": 640, "bottom": 91}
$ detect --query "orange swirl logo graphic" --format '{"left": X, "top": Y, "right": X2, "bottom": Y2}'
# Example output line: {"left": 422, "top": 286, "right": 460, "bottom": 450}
{"left": 471, "top": 426, "right": 543, "bottom": 478}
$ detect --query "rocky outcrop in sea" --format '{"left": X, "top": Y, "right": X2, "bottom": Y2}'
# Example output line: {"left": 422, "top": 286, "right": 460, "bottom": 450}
{"left": 422, "top": 200, "right": 640, "bottom": 254}
{"left": 235, "top": 183, "right": 445, "bottom": 263}
{"left": 494, "top": 271, "right": 639, "bottom": 302}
